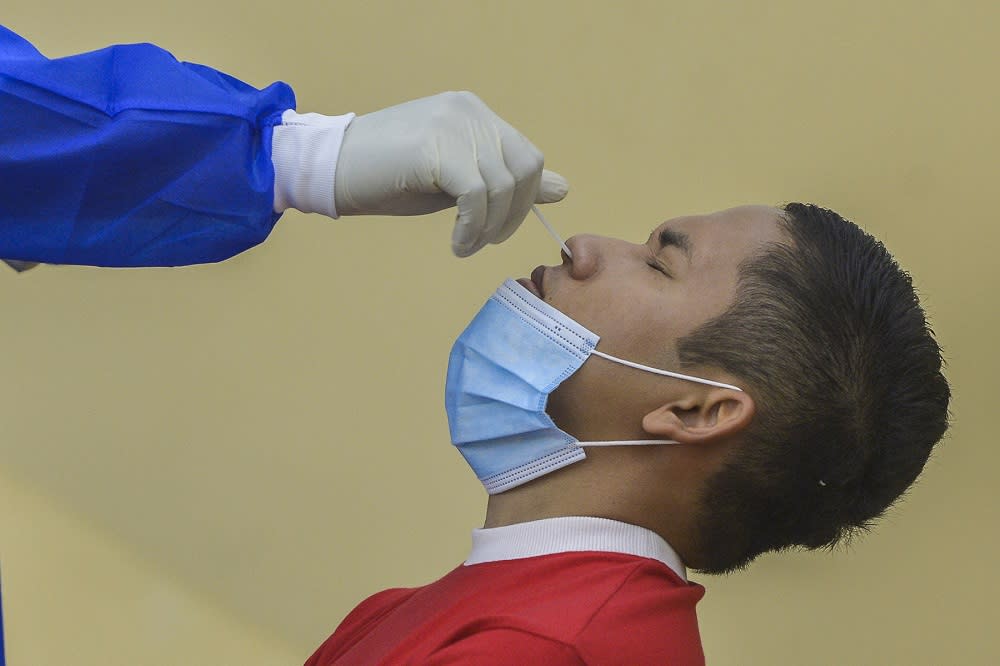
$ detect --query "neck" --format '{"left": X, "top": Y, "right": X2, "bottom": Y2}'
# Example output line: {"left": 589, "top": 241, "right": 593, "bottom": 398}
{"left": 483, "top": 447, "right": 702, "bottom": 567}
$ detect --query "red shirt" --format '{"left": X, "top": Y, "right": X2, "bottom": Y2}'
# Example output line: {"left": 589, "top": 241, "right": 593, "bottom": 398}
{"left": 306, "top": 518, "right": 706, "bottom": 665}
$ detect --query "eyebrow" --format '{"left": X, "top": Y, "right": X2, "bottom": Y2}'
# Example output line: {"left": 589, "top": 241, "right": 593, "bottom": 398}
{"left": 658, "top": 228, "right": 693, "bottom": 259}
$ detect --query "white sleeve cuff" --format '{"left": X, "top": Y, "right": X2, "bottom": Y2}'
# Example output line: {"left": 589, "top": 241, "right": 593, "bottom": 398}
{"left": 271, "top": 109, "right": 356, "bottom": 218}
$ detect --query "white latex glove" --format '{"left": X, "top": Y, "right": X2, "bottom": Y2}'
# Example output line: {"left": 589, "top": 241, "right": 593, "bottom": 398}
{"left": 334, "top": 92, "right": 569, "bottom": 257}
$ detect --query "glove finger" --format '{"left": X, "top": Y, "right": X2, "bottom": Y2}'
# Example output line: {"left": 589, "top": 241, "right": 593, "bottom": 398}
{"left": 492, "top": 189, "right": 535, "bottom": 244}
{"left": 491, "top": 131, "right": 543, "bottom": 244}
{"left": 443, "top": 171, "right": 489, "bottom": 257}
{"left": 536, "top": 170, "right": 570, "bottom": 204}
{"left": 492, "top": 170, "right": 539, "bottom": 245}
{"left": 476, "top": 149, "right": 517, "bottom": 246}
{"left": 494, "top": 167, "right": 570, "bottom": 245}
{"left": 435, "top": 133, "right": 493, "bottom": 256}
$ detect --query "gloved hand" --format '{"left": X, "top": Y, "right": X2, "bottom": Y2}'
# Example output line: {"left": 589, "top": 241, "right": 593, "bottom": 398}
{"left": 334, "top": 92, "right": 569, "bottom": 257}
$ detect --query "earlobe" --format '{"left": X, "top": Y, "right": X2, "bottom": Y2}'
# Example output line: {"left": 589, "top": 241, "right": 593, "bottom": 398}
{"left": 641, "top": 389, "right": 755, "bottom": 444}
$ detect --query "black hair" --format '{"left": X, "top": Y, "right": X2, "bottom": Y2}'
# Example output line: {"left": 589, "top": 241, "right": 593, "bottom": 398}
{"left": 678, "top": 203, "right": 950, "bottom": 574}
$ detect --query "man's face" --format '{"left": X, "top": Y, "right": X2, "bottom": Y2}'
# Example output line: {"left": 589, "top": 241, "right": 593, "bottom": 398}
{"left": 525, "top": 205, "right": 788, "bottom": 440}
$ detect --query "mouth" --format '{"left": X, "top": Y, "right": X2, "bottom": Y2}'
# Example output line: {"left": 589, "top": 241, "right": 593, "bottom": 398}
{"left": 516, "top": 265, "right": 546, "bottom": 299}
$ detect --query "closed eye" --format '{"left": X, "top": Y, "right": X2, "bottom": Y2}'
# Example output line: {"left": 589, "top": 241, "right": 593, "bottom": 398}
{"left": 647, "top": 257, "right": 672, "bottom": 278}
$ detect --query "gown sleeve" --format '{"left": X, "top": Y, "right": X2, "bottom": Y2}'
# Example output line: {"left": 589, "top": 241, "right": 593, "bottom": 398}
{"left": 0, "top": 24, "right": 297, "bottom": 267}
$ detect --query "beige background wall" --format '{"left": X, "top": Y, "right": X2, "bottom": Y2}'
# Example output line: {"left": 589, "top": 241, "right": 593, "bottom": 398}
{"left": 1, "top": 1, "right": 996, "bottom": 664}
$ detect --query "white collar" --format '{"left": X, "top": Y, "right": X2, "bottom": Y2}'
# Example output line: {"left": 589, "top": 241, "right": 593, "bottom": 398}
{"left": 464, "top": 516, "right": 687, "bottom": 582}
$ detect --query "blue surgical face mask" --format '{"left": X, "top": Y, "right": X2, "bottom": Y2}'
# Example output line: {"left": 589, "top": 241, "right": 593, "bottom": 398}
{"left": 445, "top": 278, "right": 742, "bottom": 494}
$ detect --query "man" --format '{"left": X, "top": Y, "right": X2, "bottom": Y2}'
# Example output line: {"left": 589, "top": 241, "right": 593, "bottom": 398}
{"left": 305, "top": 204, "right": 950, "bottom": 664}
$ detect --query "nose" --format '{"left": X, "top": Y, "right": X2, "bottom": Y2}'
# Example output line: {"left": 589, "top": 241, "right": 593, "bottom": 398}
{"left": 563, "top": 234, "right": 605, "bottom": 280}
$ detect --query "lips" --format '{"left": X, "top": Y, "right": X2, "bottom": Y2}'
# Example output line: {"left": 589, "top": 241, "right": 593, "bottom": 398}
{"left": 516, "top": 265, "right": 547, "bottom": 299}
{"left": 516, "top": 277, "right": 542, "bottom": 298}
{"left": 530, "top": 265, "right": 546, "bottom": 298}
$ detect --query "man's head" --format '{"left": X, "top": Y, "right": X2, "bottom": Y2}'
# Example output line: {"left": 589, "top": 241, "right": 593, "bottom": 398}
{"left": 525, "top": 203, "right": 949, "bottom": 573}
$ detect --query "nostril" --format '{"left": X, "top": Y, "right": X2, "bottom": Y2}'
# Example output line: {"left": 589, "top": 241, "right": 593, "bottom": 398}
{"left": 563, "top": 236, "right": 584, "bottom": 264}
{"left": 563, "top": 235, "right": 604, "bottom": 281}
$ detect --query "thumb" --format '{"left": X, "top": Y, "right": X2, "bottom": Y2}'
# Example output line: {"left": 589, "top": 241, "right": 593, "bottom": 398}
{"left": 534, "top": 170, "right": 570, "bottom": 204}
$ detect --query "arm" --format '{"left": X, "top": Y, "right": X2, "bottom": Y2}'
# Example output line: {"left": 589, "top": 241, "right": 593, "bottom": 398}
{"left": 0, "top": 25, "right": 305, "bottom": 267}
{"left": 1, "top": 26, "right": 568, "bottom": 268}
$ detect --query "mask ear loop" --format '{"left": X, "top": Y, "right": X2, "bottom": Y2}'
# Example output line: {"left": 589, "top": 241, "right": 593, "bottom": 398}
{"left": 579, "top": 354, "right": 742, "bottom": 447}
{"left": 590, "top": 350, "right": 744, "bottom": 392}
{"left": 580, "top": 439, "right": 680, "bottom": 447}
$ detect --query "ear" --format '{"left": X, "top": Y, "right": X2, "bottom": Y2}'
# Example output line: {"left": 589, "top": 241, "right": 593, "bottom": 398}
{"left": 640, "top": 388, "right": 755, "bottom": 445}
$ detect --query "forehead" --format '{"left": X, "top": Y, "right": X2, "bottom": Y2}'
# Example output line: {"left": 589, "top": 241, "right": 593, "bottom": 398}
{"left": 652, "top": 205, "right": 787, "bottom": 266}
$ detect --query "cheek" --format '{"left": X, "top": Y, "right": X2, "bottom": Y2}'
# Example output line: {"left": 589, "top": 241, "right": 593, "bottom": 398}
{"left": 577, "top": 290, "right": 686, "bottom": 360}
{"left": 561, "top": 287, "right": 643, "bottom": 336}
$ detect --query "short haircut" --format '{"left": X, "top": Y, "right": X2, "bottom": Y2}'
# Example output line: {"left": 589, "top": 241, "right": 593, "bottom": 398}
{"left": 678, "top": 203, "right": 950, "bottom": 574}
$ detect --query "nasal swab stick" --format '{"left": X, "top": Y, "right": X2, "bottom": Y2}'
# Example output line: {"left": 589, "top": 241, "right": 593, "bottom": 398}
{"left": 531, "top": 205, "right": 573, "bottom": 258}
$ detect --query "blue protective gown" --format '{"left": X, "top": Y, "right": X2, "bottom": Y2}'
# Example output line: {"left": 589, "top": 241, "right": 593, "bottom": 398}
{"left": 0, "top": 25, "right": 296, "bottom": 266}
